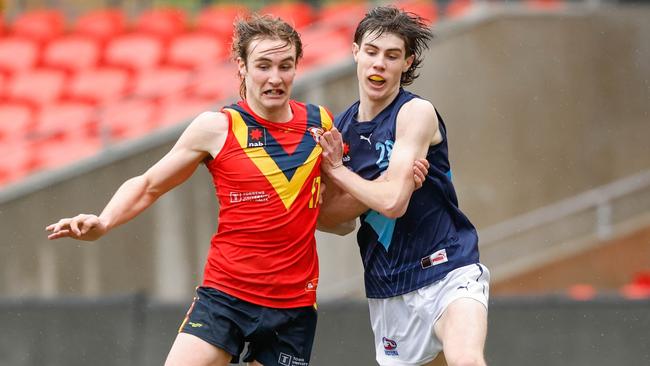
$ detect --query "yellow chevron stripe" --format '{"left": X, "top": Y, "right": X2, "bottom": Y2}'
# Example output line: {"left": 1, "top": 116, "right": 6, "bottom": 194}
{"left": 319, "top": 105, "right": 333, "bottom": 130}
{"left": 225, "top": 108, "right": 322, "bottom": 210}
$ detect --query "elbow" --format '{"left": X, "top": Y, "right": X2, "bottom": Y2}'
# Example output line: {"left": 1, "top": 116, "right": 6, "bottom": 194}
{"left": 379, "top": 198, "right": 408, "bottom": 219}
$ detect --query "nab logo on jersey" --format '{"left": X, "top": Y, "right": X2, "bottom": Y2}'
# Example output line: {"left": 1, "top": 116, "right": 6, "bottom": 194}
{"left": 247, "top": 127, "right": 266, "bottom": 147}
{"left": 382, "top": 337, "right": 399, "bottom": 356}
{"left": 342, "top": 141, "right": 351, "bottom": 162}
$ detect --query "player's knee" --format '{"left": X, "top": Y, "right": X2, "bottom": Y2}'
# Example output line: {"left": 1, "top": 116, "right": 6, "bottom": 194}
{"left": 445, "top": 354, "right": 486, "bottom": 366}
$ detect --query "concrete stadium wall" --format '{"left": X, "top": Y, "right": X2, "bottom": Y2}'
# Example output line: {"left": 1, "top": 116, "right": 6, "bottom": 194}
{"left": 1, "top": 6, "right": 650, "bottom": 301}
{"left": 1, "top": 296, "right": 648, "bottom": 366}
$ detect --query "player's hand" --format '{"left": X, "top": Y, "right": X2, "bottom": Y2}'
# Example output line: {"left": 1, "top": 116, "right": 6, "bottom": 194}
{"left": 414, "top": 158, "right": 429, "bottom": 190}
{"left": 45, "top": 214, "right": 108, "bottom": 241}
{"left": 319, "top": 128, "right": 344, "bottom": 171}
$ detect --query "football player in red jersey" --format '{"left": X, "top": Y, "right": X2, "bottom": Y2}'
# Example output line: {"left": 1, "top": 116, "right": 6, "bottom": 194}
{"left": 46, "top": 13, "right": 429, "bottom": 366}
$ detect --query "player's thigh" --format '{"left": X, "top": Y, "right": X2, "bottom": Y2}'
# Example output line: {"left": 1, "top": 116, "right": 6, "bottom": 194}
{"left": 434, "top": 297, "right": 487, "bottom": 360}
{"left": 165, "top": 332, "right": 233, "bottom": 366}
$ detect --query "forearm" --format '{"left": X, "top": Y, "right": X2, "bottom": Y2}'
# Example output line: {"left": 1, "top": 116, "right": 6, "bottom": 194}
{"left": 327, "top": 166, "right": 412, "bottom": 219}
{"left": 98, "top": 175, "right": 160, "bottom": 231}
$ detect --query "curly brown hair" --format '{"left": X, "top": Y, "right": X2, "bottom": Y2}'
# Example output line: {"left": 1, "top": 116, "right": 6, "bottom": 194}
{"left": 232, "top": 14, "right": 303, "bottom": 99}
{"left": 354, "top": 6, "right": 433, "bottom": 86}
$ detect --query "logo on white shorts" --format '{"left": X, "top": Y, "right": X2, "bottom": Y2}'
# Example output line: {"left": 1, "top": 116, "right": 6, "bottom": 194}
{"left": 382, "top": 337, "right": 399, "bottom": 356}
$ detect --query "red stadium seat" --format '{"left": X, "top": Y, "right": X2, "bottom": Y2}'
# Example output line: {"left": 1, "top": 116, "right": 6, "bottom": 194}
{"left": 0, "top": 37, "right": 40, "bottom": 75}
{"left": 11, "top": 9, "right": 65, "bottom": 43}
{"left": 43, "top": 35, "right": 101, "bottom": 72}
{"left": 33, "top": 102, "right": 97, "bottom": 139}
{"left": 196, "top": 4, "right": 249, "bottom": 41}
{"left": 0, "top": 102, "right": 34, "bottom": 141}
{"left": 259, "top": 2, "right": 316, "bottom": 30}
{"left": 6, "top": 68, "right": 67, "bottom": 106}
{"left": 66, "top": 67, "right": 131, "bottom": 104}
{"left": 132, "top": 67, "right": 191, "bottom": 99}
{"left": 188, "top": 63, "right": 239, "bottom": 101}
{"left": 300, "top": 28, "right": 352, "bottom": 68}
{"left": 317, "top": 2, "right": 369, "bottom": 36}
{"left": 74, "top": 9, "right": 126, "bottom": 43}
{"left": 135, "top": 8, "right": 187, "bottom": 41}
{"left": 395, "top": 0, "right": 438, "bottom": 24}
{"left": 0, "top": 140, "right": 38, "bottom": 185}
{"left": 166, "top": 32, "right": 227, "bottom": 69}
{"left": 37, "top": 135, "right": 103, "bottom": 170}
{"left": 445, "top": 0, "right": 474, "bottom": 19}
{"left": 158, "top": 96, "right": 215, "bottom": 128}
{"left": 100, "top": 98, "right": 158, "bottom": 141}
{"left": 104, "top": 33, "right": 164, "bottom": 72}
{"left": 525, "top": 0, "right": 565, "bottom": 10}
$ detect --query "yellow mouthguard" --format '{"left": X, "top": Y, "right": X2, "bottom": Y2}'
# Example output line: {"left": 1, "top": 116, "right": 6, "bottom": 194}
{"left": 369, "top": 75, "right": 385, "bottom": 82}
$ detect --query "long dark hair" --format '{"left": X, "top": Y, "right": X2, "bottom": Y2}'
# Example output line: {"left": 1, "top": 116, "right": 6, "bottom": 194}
{"left": 354, "top": 6, "right": 433, "bottom": 86}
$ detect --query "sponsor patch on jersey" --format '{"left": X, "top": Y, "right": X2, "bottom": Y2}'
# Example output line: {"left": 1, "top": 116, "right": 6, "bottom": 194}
{"left": 308, "top": 127, "right": 323, "bottom": 143}
{"left": 247, "top": 126, "right": 267, "bottom": 147}
{"left": 421, "top": 248, "right": 448, "bottom": 269}
{"left": 229, "top": 191, "right": 270, "bottom": 203}
{"left": 342, "top": 141, "right": 351, "bottom": 162}
{"left": 305, "top": 277, "right": 319, "bottom": 292}
{"left": 382, "top": 337, "right": 399, "bottom": 356}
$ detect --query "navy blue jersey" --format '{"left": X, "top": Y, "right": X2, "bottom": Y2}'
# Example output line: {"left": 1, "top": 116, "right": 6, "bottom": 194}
{"left": 335, "top": 88, "right": 480, "bottom": 298}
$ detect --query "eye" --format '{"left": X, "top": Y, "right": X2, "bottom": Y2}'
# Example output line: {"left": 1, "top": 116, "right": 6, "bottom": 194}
{"left": 257, "top": 64, "right": 270, "bottom": 70}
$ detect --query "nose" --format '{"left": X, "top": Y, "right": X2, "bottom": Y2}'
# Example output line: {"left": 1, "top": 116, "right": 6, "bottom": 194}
{"left": 372, "top": 56, "right": 386, "bottom": 70}
{"left": 268, "top": 68, "right": 282, "bottom": 85}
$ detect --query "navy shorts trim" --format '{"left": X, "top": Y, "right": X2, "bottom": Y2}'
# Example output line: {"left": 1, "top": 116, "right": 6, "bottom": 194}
{"left": 179, "top": 286, "right": 317, "bottom": 365}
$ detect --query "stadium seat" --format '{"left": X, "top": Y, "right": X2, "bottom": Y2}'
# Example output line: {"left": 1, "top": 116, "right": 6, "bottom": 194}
{"left": 11, "top": 9, "right": 66, "bottom": 43}
{"left": 66, "top": 67, "right": 131, "bottom": 104}
{"left": 0, "top": 37, "right": 40, "bottom": 75}
{"left": 104, "top": 33, "right": 164, "bottom": 72}
{"left": 100, "top": 98, "right": 158, "bottom": 141}
{"left": 0, "top": 140, "right": 37, "bottom": 186}
{"left": 135, "top": 7, "right": 187, "bottom": 41}
{"left": 317, "top": 2, "right": 369, "bottom": 35}
{"left": 43, "top": 35, "right": 101, "bottom": 72}
{"left": 300, "top": 28, "right": 352, "bottom": 68}
{"left": 259, "top": 2, "right": 316, "bottom": 30}
{"left": 74, "top": 9, "right": 126, "bottom": 43}
{"left": 158, "top": 96, "right": 215, "bottom": 128}
{"left": 0, "top": 102, "right": 34, "bottom": 141}
{"left": 188, "top": 63, "right": 239, "bottom": 101}
{"left": 6, "top": 69, "right": 67, "bottom": 106}
{"left": 196, "top": 4, "right": 249, "bottom": 41}
{"left": 395, "top": 0, "right": 438, "bottom": 24}
{"left": 132, "top": 67, "right": 191, "bottom": 99}
{"left": 445, "top": 0, "right": 474, "bottom": 19}
{"left": 166, "top": 32, "right": 227, "bottom": 69}
{"left": 33, "top": 102, "right": 97, "bottom": 139}
{"left": 525, "top": 0, "right": 565, "bottom": 10}
{"left": 36, "top": 135, "right": 103, "bottom": 170}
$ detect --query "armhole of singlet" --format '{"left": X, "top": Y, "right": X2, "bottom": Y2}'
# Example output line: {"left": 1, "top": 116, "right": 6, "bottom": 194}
{"left": 208, "top": 109, "right": 235, "bottom": 167}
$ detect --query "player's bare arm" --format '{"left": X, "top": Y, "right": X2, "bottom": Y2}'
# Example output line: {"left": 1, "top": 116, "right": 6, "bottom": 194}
{"left": 45, "top": 112, "right": 228, "bottom": 241}
{"left": 321, "top": 98, "right": 439, "bottom": 219}
{"left": 317, "top": 157, "right": 429, "bottom": 235}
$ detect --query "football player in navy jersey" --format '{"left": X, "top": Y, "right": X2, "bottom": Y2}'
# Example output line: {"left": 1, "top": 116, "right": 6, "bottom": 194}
{"left": 318, "top": 6, "right": 490, "bottom": 366}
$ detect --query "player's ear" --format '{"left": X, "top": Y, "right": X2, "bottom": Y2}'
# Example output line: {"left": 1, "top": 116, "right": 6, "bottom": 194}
{"left": 237, "top": 57, "right": 247, "bottom": 79}
{"left": 352, "top": 42, "right": 360, "bottom": 62}
{"left": 403, "top": 54, "right": 415, "bottom": 72}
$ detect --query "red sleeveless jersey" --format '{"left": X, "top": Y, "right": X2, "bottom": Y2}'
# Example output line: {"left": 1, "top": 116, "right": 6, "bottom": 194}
{"left": 202, "top": 100, "right": 333, "bottom": 308}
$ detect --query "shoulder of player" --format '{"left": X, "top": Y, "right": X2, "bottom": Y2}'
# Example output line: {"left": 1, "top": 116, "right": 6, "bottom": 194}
{"left": 396, "top": 98, "right": 437, "bottom": 131}
{"left": 186, "top": 111, "right": 229, "bottom": 134}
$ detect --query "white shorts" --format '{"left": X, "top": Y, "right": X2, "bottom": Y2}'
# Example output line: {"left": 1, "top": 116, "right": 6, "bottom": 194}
{"left": 368, "top": 263, "right": 490, "bottom": 366}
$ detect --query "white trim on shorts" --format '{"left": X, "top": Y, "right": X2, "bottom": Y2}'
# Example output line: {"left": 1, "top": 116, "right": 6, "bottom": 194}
{"left": 368, "top": 263, "right": 490, "bottom": 366}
